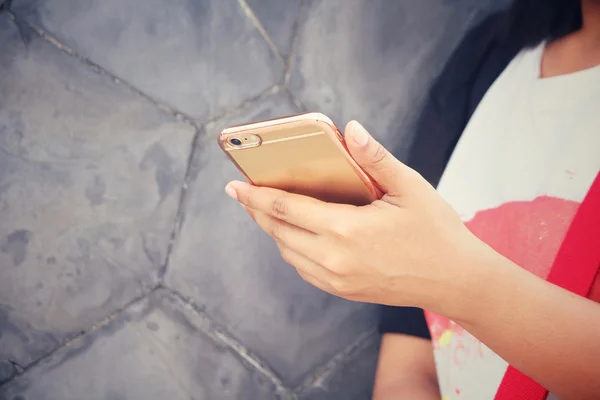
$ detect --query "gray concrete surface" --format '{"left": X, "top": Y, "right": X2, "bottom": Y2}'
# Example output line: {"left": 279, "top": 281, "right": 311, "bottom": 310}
{"left": 0, "top": 1, "right": 503, "bottom": 399}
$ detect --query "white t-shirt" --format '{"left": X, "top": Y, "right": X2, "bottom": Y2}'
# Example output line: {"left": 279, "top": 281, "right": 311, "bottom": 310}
{"left": 426, "top": 42, "right": 600, "bottom": 399}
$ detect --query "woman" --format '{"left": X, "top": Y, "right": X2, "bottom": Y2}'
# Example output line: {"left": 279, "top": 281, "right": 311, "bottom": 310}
{"left": 224, "top": 0, "right": 600, "bottom": 398}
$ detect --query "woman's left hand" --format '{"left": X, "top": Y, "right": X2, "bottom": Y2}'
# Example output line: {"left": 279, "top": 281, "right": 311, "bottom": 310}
{"left": 225, "top": 121, "right": 492, "bottom": 315}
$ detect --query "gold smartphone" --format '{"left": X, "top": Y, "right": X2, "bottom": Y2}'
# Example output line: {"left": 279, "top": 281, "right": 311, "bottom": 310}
{"left": 218, "top": 112, "right": 382, "bottom": 206}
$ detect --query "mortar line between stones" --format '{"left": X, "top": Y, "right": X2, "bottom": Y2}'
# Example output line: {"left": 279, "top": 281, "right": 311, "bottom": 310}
{"left": 157, "top": 125, "right": 204, "bottom": 280}
{"left": 283, "top": 0, "right": 305, "bottom": 85}
{"left": 283, "top": 87, "right": 308, "bottom": 114}
{"left": 9, "top": 12, "right": 200, "bottom": 130}
{"left": 293, "top": 326, "right": 378, "bottom": 394}
{"left": 164, "top": 286, "right": 291, "bottom": 395}
{"left": 160, "top": 87, "right": 285, "bottom": 278}
{"left": 0, "top": 284, "right": 162, "bottom": 388}
{"left": 10, "top": 11, "right": 290, "bottom": 128}
{"left": 237, "top": 0, "right": 283, "bottom": 65}
{"left": 235, "top": 0, "right": 307, "bottom": 112}
{"left": 281, "top": 0, "right": 308, "bottom": 112}
{"left": 7, "top": 361, "right": 23, "bottom": 373}
{"left": 205, "top": 84, "right": 282, "bottom": 126}
{"left": 9, "top": 11, "right": 289, "bottom": 134}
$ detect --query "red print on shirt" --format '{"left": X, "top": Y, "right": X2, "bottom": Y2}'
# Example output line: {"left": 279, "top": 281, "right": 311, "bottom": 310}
{"left": 425, "top": 195, "right": 586, "bottom": 396}
{"left": 427, "top": 195, "right": 582, "bottom": 346}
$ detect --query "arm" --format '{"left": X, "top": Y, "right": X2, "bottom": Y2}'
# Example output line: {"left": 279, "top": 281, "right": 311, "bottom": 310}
{"left": 448, "top": 251, "right": 600, "bottom": 400}
{"left": 227, "top": 122, "right": 600, "bottom": 399}
{"left": 374, "top": 333, "right": 440, "bottom": 400}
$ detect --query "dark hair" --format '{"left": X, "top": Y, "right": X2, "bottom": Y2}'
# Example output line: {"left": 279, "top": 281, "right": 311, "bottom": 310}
{"left": 498, "top": 0, "right": 582, "bottom": 47}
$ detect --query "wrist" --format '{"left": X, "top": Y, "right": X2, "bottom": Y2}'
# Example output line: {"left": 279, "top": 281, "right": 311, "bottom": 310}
{"left": 447, "top": 240, "right": 525, "bottom": 327}
{"left": 421, "top": 235, "right": 516, "bottom": 325}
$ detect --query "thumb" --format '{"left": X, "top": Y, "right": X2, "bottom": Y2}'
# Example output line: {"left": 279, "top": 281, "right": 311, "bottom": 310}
{"left": 344, "top": 120, "right": 414, "bottom": 196}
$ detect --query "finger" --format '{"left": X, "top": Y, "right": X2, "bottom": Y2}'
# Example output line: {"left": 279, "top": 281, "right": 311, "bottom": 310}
{"left": 247, "top": 208, "right": 328, "bottom": 264}
{"left": 227, "top": 180, "right": 349, "bottom": 233}
{"left": 344, "top": 120, "right": 422, "bottom": 197}
{"left": 248, "top": 207, "right": 316, "bottom": 246}
{"left": 297, "top": 269, "right": 333, "bottom": 294}
{"left": 279, "top": 246, "right": 339, "bottom": 294}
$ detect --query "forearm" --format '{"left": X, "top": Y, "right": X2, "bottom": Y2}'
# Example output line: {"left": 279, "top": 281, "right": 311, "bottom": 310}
{"left": 453, "top": 250, "right": 600, "bottom": 400}
{"left": 374, "top": 366, "right": 440, "bottom": 400}
{"left": 374, "top": 381, "right": 440, "bottom": 400}
{"left": 374, "top": 334, "right": 440, "bottom": 400}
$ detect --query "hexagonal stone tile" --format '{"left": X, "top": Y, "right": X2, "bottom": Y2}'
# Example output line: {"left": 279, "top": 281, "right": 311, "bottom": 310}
{"left": 245, "top": 0, "right": 304, "bottom": 57}
{"left": 0, "top": 15, "right": 195, "bottom": 366}
{"left": 165, "top": 92, "right": 378, "bottom": 387}
{"left": 13, "top": 0, "right": 284, "bottom": 122}
{"left": 289, "top": 0, "right": 505, "bottom": 159}
{"left": 0, "top": 290, "right": 283, "bottom": 400}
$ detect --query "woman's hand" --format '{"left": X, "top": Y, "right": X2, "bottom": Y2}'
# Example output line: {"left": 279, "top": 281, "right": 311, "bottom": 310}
{"left": 226, "top": 121, "right": 600, "bottom": 399}
{"left": 225, "top": 121, "right": 491, "bottom": 316}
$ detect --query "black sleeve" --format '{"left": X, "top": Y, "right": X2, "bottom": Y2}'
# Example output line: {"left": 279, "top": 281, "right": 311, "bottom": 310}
{"left": 379, "top": 306, "right": 431, "bottom": 339}
{"left": 407, "top": 12, "right": 503, "bottom": 188}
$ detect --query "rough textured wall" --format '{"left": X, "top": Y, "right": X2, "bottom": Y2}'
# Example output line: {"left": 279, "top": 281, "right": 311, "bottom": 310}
{"left": 1, "top": 1, "right": 508, "bottom": 398}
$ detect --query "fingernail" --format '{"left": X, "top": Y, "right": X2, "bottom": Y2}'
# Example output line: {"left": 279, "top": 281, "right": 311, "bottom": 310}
{"left": 225, "top": 183, "right": 238, "bottom": 200}
{"left": 350, "top": 121, "right": 369, "bottom": 147}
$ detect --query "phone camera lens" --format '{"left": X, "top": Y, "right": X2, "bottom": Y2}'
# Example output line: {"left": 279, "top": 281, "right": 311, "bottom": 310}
{"left": 230, "top": 138, "right": 243, "bottom": 146}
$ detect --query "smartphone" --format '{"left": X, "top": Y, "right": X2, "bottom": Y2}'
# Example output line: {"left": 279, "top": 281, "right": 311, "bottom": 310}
{"left": 218, "top": 112, "right": 382, "bottom": 206}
